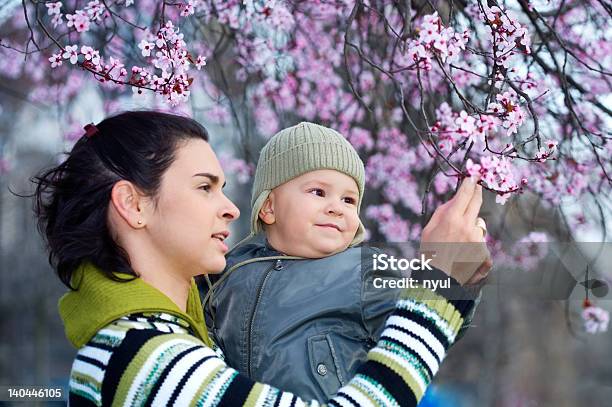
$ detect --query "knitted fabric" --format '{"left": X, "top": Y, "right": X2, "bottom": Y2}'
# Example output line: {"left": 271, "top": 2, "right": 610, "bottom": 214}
{"left": 251, "top": 122, "right": 366, "bottom": 245}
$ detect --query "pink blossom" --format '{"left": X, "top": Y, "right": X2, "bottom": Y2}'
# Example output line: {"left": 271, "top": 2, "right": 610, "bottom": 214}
{"left": 180, "top": 1, "right": 195, "bottom": 17}
{"left": 139, "top": 39, "right": 154, "bottom": 57}
{"left": 49, "top": 53, "right": 63, "bottom": 68}
{"left": 80, "top": 46, "right": 100, "bottom": 65}
{"left": 466, "top": 159, "right": 482, "bottom": 178}
{"left": 62, "top": 45, "right": 79, "bottom": 64}
{"left": 348, "top": 127, "right": 374, "bottom": 151}
{"left": 582, "top": 306, "right": 610, "bottom": 334}
{"left": 195, "top": 55, "right": 207, "bottom": 70}
{"left": 66, "top": 11, "right": 91, "bottom": 33}
{"left": 46, "top": 2, "right": 62, "bottom": 16}
{"left": 51, "top": 13, "right": 64, "bottom": 28}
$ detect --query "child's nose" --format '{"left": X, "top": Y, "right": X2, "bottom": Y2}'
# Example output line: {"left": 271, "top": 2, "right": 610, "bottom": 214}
{"left": 325, "top": 200, "right": 344, "bottom": 216}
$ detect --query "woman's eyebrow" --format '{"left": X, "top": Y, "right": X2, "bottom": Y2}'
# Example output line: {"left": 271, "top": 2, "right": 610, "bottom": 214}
{"left": 193, "top": 173, "right": 227, "bottom": 188}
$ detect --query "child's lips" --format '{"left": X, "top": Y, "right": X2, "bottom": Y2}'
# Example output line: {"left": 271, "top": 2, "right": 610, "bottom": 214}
{"left": 316, "top": 223, "right": 342, "bottom": 232}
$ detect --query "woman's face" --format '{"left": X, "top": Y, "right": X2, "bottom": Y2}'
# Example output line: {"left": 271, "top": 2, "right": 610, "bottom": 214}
{"left": 145, "top": 139, "right": 240, "bottom": 276}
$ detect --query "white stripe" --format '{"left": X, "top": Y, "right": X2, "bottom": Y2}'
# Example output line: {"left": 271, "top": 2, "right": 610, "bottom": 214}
{"left": 124, "top": 338, "right": 198, "bottom": 406}
{"left": 330, "top": 396, "right": 354, "bottom": 407}
{"left": 69, "top": 378, "right": 101, "bottom": 403}
{"left": 254, "top": 383, "right": 271, "bottom": 407}
{"left": 202, "top": 367, "right": 235, "bottom": 407}
{"left": 293, "top": 397, "right": 308, "bottom": 407}
{"left": 338, "top": 386, "right": 375, "bottom": 407}
{"left": 151, "top": 347, "right": 210, "bottom": 406}
{"left": 371, "top": 347, "right": 428, "bottom": 392}
{"left": 79, "top": 345, "right": 112, "bottom": 365}
{"left": 153, "top": 322, "right": 172, "bottom": 332}
{"left": 173, "top": 357, "right": 226, "bottom": 406}
{"left": 382, "top": 327, "right": 440, "bottom": 373}
{"left": 73, "top": 359, "right": 104, "bottom": 383}
{"left": 397, "top": 299, "right": 455, "bottom": 341}
{"left": 198, "top": 344, "right": 221, "bottom": 358}
{"left": 278, "top": 391, "right": 295, "bottom": 407}
{"left": 386, "top": 316, "right": 446, "bottom": 361}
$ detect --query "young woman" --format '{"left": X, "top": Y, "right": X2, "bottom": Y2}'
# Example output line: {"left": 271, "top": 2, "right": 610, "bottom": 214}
{"left": 33, "top": 110, "right": 481, "bottom": 406}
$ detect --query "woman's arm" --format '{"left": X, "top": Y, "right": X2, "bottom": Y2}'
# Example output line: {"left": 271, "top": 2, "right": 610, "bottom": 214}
{"left": 71, "top": 287, "right": 470, "bottom": 407}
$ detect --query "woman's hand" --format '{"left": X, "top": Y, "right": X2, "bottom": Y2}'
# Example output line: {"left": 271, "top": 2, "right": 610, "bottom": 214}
{"left": 420, "top": 177, "right": 492, "bottom": 286}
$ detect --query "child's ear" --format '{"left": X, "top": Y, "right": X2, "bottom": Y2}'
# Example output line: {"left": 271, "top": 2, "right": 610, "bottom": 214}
{"left": 258, "top": 194, "right": 276, "bottom": 225}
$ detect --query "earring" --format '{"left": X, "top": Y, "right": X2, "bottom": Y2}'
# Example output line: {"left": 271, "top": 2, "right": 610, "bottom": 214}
{"left": 137, "top": 220, "right": 143, "bottom": 225}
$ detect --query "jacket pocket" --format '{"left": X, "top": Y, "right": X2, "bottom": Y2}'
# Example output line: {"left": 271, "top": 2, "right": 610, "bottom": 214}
{"left": 307, "top": 334, "right": 345, "bottom": 398}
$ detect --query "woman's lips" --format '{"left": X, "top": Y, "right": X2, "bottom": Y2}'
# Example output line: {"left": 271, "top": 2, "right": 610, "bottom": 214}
{"left": 212, "top": 235, "right": 229, "bottom": 252}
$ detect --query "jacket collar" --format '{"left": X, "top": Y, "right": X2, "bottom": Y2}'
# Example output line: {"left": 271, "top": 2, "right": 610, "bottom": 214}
{"left": 58, "top": 263, "right": 211, "bottom": 349}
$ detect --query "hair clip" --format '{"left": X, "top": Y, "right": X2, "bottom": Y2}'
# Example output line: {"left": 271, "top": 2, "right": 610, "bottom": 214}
{"left": 84, "top": 123, "right": 99, "bottom": 138}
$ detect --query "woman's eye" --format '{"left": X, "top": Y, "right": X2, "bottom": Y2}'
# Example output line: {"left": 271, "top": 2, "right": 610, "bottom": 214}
{"left": 309, "top": 188, "right": 324, "bottom": 197}
{"left": 199, "top": 184, "right": 211, "bottom": 192}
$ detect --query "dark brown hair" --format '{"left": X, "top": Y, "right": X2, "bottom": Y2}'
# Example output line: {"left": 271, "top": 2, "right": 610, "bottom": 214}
{"left": 32, "top": 110, "right": 209, "bottom": 288}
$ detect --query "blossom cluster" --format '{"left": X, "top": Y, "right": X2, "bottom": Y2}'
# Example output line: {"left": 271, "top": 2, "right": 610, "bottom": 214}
{"left": 48, "top": 19, "right": 206, "bottom": 105}
{"left": 479, "top": 4, "right": 531, "bottom": 63}
{"left": 400, "top": 12, "right": 469, "bottom": 70}
{"left": 46, "top": 0, "right": 106, "bottom": 31}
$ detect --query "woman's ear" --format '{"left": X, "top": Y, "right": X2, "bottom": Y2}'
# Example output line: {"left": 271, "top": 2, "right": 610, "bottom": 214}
{"left": 109, "top": 180, "right": 149, "bottom": 229}
{"left": 258, "top": 193, "right": 276, "bottom": 225}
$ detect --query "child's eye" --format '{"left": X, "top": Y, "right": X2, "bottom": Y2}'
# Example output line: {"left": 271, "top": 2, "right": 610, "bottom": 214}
{"left": 343, "top": 197, "right": 357, "bottom": 205}
{"left": 308, "top": 188, "right": 325, "bottom": 197}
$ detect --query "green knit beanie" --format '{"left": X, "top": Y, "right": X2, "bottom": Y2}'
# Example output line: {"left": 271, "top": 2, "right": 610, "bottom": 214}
{"left": 251, "top": 122, "right": 366, "bottom": 246}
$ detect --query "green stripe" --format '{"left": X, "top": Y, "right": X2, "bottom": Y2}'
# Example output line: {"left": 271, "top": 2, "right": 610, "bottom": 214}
{"left": 350, "top": 379, "right": 380, "bottom": 406}
{"left": 112, "top": 334, "right": 200, "bottom": 407}
{"left": 352, "top": 374, "right": 397, "bottom": 406}
{"left": 378, "top": 339, "right": 431, "bottom": 382}
{"left": 401, "top": 287, "right": 465, "bottom": 334}
{"left": 209, "top": 370, "right": 238, "bottom": 405}
{"left": 369, "top": 351, "right": 425, "bottom": 401}
{"left": 190, "top": 363, "right": 225, "bottom": 407}
{"left": 244, "top": 382, "right": 265, "bottom": 407}
{"left": 71, "top": 371, "right": 102, "bottom": 394}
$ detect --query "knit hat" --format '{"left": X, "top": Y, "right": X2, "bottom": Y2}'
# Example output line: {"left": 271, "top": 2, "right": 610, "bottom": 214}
{"left": 251, "top": 122, "right": 366, "bottom": 246}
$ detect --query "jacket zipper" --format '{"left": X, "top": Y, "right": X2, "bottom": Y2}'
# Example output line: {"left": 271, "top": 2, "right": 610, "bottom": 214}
{"left": 246, "top": 259, "right": 283, "bottom": 376}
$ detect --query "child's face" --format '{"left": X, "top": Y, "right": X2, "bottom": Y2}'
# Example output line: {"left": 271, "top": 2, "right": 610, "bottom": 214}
{"left": 259, "top": 169, "right": 360, "bottom": 258}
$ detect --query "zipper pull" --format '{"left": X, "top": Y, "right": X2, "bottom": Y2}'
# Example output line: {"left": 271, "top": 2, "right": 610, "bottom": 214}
{"left": 274, "top": 259, "right": 283, "bottom": 270}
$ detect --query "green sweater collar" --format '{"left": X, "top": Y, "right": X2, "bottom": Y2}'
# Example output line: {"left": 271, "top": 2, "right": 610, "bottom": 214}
{"left": 58, "top": 263, "right": 212, "bottom": 349}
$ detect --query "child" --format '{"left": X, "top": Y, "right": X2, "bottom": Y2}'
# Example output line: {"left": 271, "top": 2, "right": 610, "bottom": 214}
{"left": 202, "top": 122, "right": 481, "bottom": 402}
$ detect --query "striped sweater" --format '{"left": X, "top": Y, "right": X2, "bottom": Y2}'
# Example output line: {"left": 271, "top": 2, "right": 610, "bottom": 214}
{"left": 68, "top": 286, "right": 469, "bottom": 406}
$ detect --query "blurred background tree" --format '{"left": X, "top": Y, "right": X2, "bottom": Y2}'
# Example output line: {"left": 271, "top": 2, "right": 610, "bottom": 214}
{"left": 0, "top": 1, "right": 610, "bottom": 405}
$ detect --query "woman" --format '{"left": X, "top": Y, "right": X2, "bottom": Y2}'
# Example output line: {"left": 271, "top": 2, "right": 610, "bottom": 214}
{"left": 33, "top": 110, "right": 484, "bottom": 406}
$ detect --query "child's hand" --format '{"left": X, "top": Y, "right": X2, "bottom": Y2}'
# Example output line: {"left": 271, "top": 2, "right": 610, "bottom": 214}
{"left": 419, "top": 177, "right": 492, "bottom": 285}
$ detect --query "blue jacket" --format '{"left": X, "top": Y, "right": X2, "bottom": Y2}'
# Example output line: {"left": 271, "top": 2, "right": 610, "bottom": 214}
{"left": 201, "top": 235, "right": 479, "bottom": 402}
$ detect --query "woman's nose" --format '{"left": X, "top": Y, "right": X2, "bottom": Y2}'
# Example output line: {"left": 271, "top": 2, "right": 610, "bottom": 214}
{"left": 222, "top": 194, "right": 240, "bottom": 220}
